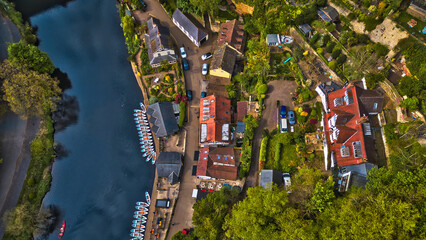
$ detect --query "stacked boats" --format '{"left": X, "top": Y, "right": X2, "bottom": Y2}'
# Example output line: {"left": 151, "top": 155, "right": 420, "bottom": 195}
{"left": 130, "top": 192, "right": 151, "bottom": 240}
{"left": 134, "top": 102, "right": 157, "bottom": 164}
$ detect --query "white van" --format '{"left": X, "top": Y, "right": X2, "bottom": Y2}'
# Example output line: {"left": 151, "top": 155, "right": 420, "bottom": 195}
{"left": 280, "top": 118, "right": 288, "bottom": 133}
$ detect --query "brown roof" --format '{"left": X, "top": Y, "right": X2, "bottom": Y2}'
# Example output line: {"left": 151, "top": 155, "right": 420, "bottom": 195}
{"left": 355, "top": 87, "right": 384, "bottom": 114}
{"left": 207, "top": 83, "right": 228, "bottom": 97}
{"left": 210, "top": 44, "right": 237, "bottom": 75}
{"left": 217, "top": 19, "right": 245, "bottom": 54}
{"left": 196, "top": 147, "right": 238, "bottom": 180}
{"left": 209, "top": 75, "right": 231, "bottom": 85}
{"left": 237, "top": 101, "right": 248, "bottom": 122}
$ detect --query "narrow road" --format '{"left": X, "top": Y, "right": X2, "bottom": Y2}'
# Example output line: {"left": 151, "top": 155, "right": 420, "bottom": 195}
{"left": 132, "top": 1, "right": 215, "bottom": 238}
{"left": 0, "top": 113, "right": 40, "bottom": 238}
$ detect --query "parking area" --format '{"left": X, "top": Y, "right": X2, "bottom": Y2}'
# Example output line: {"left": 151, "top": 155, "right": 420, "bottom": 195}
{"left": 260, "top": 80, "right": 298, "bottom": 131}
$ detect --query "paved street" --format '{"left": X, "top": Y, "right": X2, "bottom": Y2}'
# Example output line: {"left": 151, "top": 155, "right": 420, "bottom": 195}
{"left": 133, "top": 1, "right": 215, "bottom": 238}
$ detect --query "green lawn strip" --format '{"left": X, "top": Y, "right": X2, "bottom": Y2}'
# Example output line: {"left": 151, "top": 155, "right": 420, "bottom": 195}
{"left": 264, "top": 132, "right": 298, "bottom": 173}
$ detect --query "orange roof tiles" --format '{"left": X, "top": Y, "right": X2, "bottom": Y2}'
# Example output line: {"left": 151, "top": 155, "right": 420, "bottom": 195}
{"left": 199, "top": 95, "right": 231, "bottom": 146}
{"left": 196, "top": 147, "right": 237, "bottom": 180}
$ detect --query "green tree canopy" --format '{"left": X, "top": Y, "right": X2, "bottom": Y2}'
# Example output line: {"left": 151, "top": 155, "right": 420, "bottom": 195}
{"left": 8, "top": 41, "right": 55, "bottom": 74}
{"left": 0, "top": 60, "right": 61, "bottom": 117}
{"left": 192, "top": 188, "right": 240, "bottom": 240}
{"left": 245, "top": 39, "right": 270, "bottom": 82}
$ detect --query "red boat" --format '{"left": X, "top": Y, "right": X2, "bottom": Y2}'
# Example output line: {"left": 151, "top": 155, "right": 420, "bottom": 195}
{"left": 58, "top": 221, "right": 65, "bottom": 239}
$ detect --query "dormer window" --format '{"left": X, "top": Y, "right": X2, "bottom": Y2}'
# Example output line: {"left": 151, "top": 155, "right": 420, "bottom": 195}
{"left": 340, "top": 145, "right": 350, "bottom": 157}
{"left": 352, "top": 141, "right": 363, "bottom": 158}
{"left": 334, "top": 97, "right": 343, "bottom": 107}
{"left": 373, "top": 103, "right": 378, "bottom": 110}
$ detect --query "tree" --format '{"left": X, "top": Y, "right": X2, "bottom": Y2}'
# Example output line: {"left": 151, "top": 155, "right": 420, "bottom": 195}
{"left": 328, "top": 60, "right": 336, "bottom": 70}
{"left": 331, "top": 48, "right": 341, "bottom": 59}
{"left": 190, "top": 0, "right": 220, "bottom": 17}
{"left": 245, "top": 39, "right": 270, "bottom": 82}
{"left": 8, "top": 41, "right": 55, "bottom": 74}
{"left": 0, "top": 60, "right": 61, "bottom": 117}
{"left": 226, "top": 84, "right": 237, "bottom": 99}
{"left": 224, "top": 186, "right": 315, "bottom": 240}
{"left": 398, "top": 76, "right": 424, "bottom": 97}
{"left": 365, "top": 72, "right": 385, "bottom": 89}
{"left": 3, "top": 203, "right": 35, "bottom": 239}
{"left": 336, "top": 55, "right": 347, "bottom": 65}
{"left": 308, "top": 177, "right": 335, "bottom": 213}
{"left": 400, "top": 97, "right": 419, "bottom": 111}
{"left": 257, "top": 83, "right": 268, "bottom": 94}
{"left": 193, "top": 188, "right": 239, "bottom": 240}
{"left": 326, "top": 42, "right": 336, "bottom": 53}
{"left": 344, "top": 46, "right": 378, "bottom": 81}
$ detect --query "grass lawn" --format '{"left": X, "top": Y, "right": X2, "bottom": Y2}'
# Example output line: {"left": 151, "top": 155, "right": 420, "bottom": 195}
{"left": 395, "top": 11, "right": 425, "bottom": 42}
{"left": 264, "top": 132, "right": 299, "bottom": 173}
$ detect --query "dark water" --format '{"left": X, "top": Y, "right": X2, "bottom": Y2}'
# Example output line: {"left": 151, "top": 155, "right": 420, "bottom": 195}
{"left": 27, "top": 0, "right": 154, "bottom": 239}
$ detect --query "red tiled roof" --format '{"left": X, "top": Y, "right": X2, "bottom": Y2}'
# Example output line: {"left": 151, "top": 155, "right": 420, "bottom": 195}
{"left": 237, "top": 101, "right": 248, "bottom": 122}
{"left": 199, "top": 95, "right": 231, "bottom": 145}
{"left": 196, "top": 147, "right": 237, "bottom": 180}
{"left": 325, "top": 84, "right": 370, "bottom": 166}
{"left": 217, "top": 20, "right": 245, "bottom": 54}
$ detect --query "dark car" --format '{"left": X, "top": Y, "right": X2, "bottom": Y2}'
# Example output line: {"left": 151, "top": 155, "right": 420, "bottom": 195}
{"left": 280, "top": 105, "right": 287, "bottom": 118}
{"left": 182, "top": 58, "right": 189, "bottom": 70}
{"left": 186, "top": 90, "right": 192, "bottom": 101}
{"left": 201, "top": 91, "right": 207, "bottom": 98}
{"left": 288, "top": 110, "right": 296, "bottom": 124}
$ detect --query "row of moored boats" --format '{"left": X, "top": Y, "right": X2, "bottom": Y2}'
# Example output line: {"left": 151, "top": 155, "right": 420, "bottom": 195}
{"left": 133, "top": 102, "right": 156, "bottom": 164}
{"left": 130, "top": 192, "right": 151, "bottom": 239}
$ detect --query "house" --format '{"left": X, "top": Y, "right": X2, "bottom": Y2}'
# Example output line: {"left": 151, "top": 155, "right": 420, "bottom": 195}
{"left": 144, "top": 17, "right": 177, "bottom": 67}
{"left": 196, "top": 147, "right": 238, "bottom": 180}
{"left": 155, "top": 152, "right": 182, "bottom": 184}
{"left": 266, "top": 34, "right": 293, "bottom": 46}
{"left": 209, "top": 44, "right": 238, "bottom": 79}
{"left": 298, "top": 24, "right": 312, "bottom": 37}
{"left": 266, "top": 34, "right": 281, "bottom": 46}
{"left": 260, "top": 170, "right": 283, "bottom": 188}
{"left": 323, "top": 83, "right": 384, "bottom": 169}
{"left": 338, "top": 163, "right": 377, "bottom": 192}
{"left": 407, "top": 0, "right": 426, "bottom": 22}
{"left": 199, "top": 95, "right": 231, "bottom": 147}
{"left": 217, "top": 19, "right": 245, "bottom": 57}
{"left": 236, "top": 101, "right": 260, "bottom": 122}
{"left": 147, "top": 102, "right": 179, "bottom": 138}
{"left": 318, "top": 6, "right": 339, "bottom": 22}
{"left": 207, "top": 75, "right": 231, "bottom": 97}
{"left": 172, "top": 9, "right": 208, "bottom": 47}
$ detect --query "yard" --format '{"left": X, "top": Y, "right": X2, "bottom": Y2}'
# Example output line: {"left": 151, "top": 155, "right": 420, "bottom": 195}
{"left": 394, "top": 11, "right": 425, "bottom": 42}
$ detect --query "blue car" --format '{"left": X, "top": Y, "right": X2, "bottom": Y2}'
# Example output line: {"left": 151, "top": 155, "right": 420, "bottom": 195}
{"left": 182, "top": 58, "right": 189, "bottom": 70}
{"left": 288, "top": 110, "right": 296, "bottom": 125}
{"left": 186, "top": 90, "right": 192, "bottom": 101}
{"left": 201, "top": 91, "right": 207, "bottom": 98}
{"left": 280, "top": 105, "right": 287, "bottom": 118}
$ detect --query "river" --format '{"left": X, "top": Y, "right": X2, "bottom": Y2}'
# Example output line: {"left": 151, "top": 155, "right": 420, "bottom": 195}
{"left": 20, "top": 0, "right": 154, "bottom": 239}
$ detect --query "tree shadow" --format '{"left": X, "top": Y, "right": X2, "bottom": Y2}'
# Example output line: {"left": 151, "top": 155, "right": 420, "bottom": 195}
{"left": 54, "top": 143, "right": 69, "bottom": 160}
{"left": 52, "top": 68, "right": 72, "bottom": 91}
{"left": 52, "top": 94, "right": 79, "bottom": 132}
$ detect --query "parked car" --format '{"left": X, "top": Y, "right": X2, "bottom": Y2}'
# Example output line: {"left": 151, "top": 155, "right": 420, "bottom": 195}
{"left": 288, "top": 110, "right": 296, "bottom": 124}
{"left": 201, "top": 91, "right": 207, "bottom": 98}
{"left": 186, "top": 90, "right": 192, "bottom": 101}
{"left": 280, "top": 105, "right": 287, "bottom": 118}
{"left": 201, "top": 52, "right": 212, "bottom": 60}
{"left": 182, "top": 58, "right": 189, "bottom": 70}
{"left": 282, "top": 173, "right": 291, "bottom": 193}
{"left": 154, "top": 77, "right": 160, "bottom": 83}
{"left": 180, "top": 47, "right": 187, "bottom": 58}
{"left": 202, "top": 63, "right": 208, "bottom": 75}
{"left": 280, "top": 118, "right": 288, "bottom": 133}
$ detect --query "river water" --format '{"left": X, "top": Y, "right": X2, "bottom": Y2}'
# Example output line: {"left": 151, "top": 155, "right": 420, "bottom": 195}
{"left": 24, "top": 0, "right": 154, "bottom": 239}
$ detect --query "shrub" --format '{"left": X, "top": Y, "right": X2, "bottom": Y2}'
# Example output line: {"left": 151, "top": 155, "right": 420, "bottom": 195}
{"left": 148, "top": 96, "right": 158, "bottom": 104}
{"left": 310, "top": 33, "right": 320, "bottom": 45}
{"left": 373, "top": 43, "right": 389, "bottom": 56}
{"left": 347, "top": 12, "right": 356, "bottom": 20}
{"left": 331, "top": 49, "right": 341, "bottom": 59}
{"left": 274, "top": 143, "right": 282, "bottom": 170}
{"left": 328, "top": 60, "right": 336, "bottom": 70}
{"left": 336, "top": 55, "right": 347, "bottom": 65}
{"left": 326, "top": 42, "right": 336, "bottom": 53}
{"left": 316, "top": 48, "right": 324, "bottom": 55}
{"left": 259, "top": 136, "right": 269, "bottom": 169}
{"left": 309, "top": 119, "right": 318, "bottom": 124}
{"left": 365, "top": 72, "right": 385, "bottom": 89}
{"left": 326, "top": 23, "right": 336, "bottom": 32}
{"left": 257, "top": 84, "right": 268, "bottom": 94}
{"left": 178, "top": 102, "right": 186, "bottom": 127}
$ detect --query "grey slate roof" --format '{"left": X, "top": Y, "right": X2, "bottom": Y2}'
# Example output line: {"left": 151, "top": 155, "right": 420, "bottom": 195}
{"left": 260, "top": 170, "right": 283, "bottom": 188}
{"left": 147, "top": 102, "right": 179, "bottom": 137}
{"left": 172, "top": 9, "right": 208, "bottom": 43}
{"left": 299, "top": 24, "right": 312, "bottom": 34}
{"left": 318, "top": 6, "right": 339, "bottom": 22}
{"left": 211, "top": 44, "right": 237, "bottom": 75}
{"left": 345, "top": 163, "right": 376, "bottom": 177}
{"left": 156, "top": 152, "right": 182, "bottom": 184}
{"left": 355, "top": 87, "right": 384, "bottom": 114}
{"left": 236, "top": 122, "right": 245, "bottom": 133}
{"left": 266, "top": 34, "right": 280, "bottom": 45}
{"left": 144, "top": 17, "right": 176, "bottom": 66}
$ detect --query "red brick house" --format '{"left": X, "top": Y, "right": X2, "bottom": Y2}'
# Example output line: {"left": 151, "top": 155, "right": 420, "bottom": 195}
{"left": 323, "top": 83, "right": 383, "bottom": 168}
{"left": 199, "top": 95, "right": 232, "bottom": 147}
{"left": 196, "top": 147, "right": 237, "bottom": 180}
{"left": 217, "top": 19, "right": 245, "bottom": 57}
